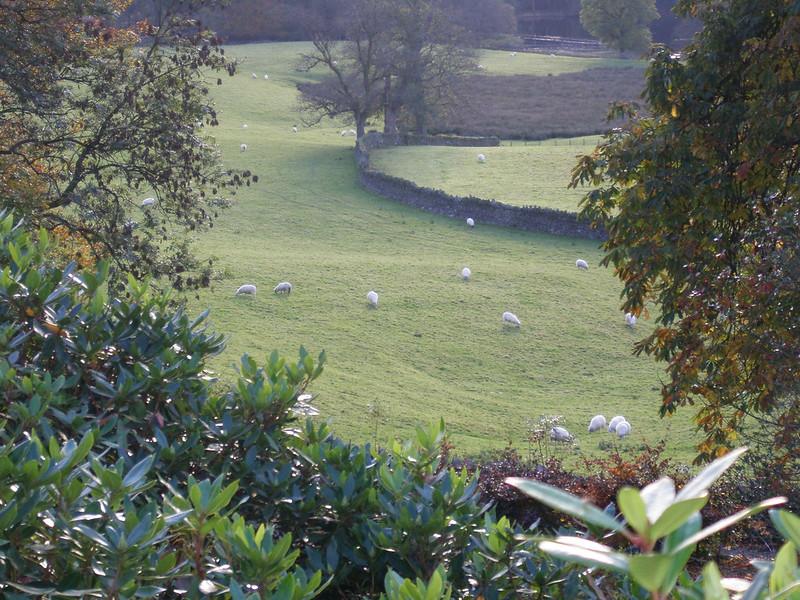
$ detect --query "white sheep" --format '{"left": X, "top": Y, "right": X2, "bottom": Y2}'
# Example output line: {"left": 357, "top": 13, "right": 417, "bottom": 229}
{"left": 141, "top": 197, "right": 156, "bottom": 207}
{"left": 264, "top": 74, "right": 269, "bottom": 80}
{"left": 510, "top": 51, "right": 518, "bottom": 57}
{"left": 502, "top": 311, "right": 521, "bottom": 327}
{"left": 607, "top": 415, "right": 626, "bottom": 433}
{"left": 477, "top": 64, "right": 485, "bottom": 69}
{"left": 625, "top": 312, "right": 637, "bottom": 327}
{"left": 273, "top": 281, "right": 293, "bottom": 294}
{"left": 466, "top": 217, "right": 475, "bottom": 227}
{"left": 242, "top": 123, "right": 248, "bottom": 129}
{"left": 292, "top": 126, "right": 298, "bottom": 133}
{"left": 588, "top": 415, "right": 606, "bottom": 432}
{"left": 477, "top": 153, "right": 486, "bottom": 163}
{"left": 251, "top": 72, "right": 257, "bottom": 78}
{"left": 576, "top": 259, "right": 589, "bottom": 270}
{"left": 348, "top": 129, "right": 357, "bottom": 136}
{"left": 461, "top": 267, "right": 471, "bottom": 280}
{"left": 235, "top": 284, "right": 257, "bottom": 296}
{"left": 367, "top": 290, "right": 379, "bottom": 307}
{"left": 240, "top": 143, "right": 247, "bottom": 152}
{"left": 341, "top": 130, "right": 348, "bottom": 136}
{"left": 550, "top": 426, "right": 572, "bottom": 441}
{"left": 616, "top": 421, "right": 631, "bottom": 438}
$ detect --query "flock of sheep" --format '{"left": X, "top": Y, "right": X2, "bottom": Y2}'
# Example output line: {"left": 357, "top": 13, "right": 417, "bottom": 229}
{"left": 551, "top": 414, "right": 632, "bottom": 443}
{"left": 232, "top": 215, "right": 637, "bottom": 331}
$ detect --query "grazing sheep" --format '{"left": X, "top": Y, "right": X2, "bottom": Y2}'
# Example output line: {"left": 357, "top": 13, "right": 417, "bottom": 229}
{"left": 502, "top": 311, "right": 521, "bottom": 327}
{"left": 550, "top": 426, "right": 571, "bottom": 441}
{"left": 461, "top": 267, "right": 471, "bottom": 280}
{"left": 242, "top": 123, "right": 248, "bottom": 129}
{"left": 576, "top": 259, "right": 589, "bottom": 270}
{"left": 588, "top": 415, "right": 607, "bottom": 432}
{"left": 477, "top": 153, "right": 486, "bottom": 163}
{"left": 264, "top": 74, "right": 269, "bottom": 79}
{"left": 616, "top": 421, "right": 631, "bottom": 438}
{"left": 251, "top": 72, "right": 257, "bottom": 78}
{"left": 235, "top": 284, "right": 257, "bottom": 296}
{"left": 141, "top": 197, "right": 156, "bottom": 207}
{"left": 367, "top": 290, "right": 379, "bottom": 307}
{"left": 477, "top": 64, "right": 485, "bottom": 69}
{"left": 273, "top": 281, "right": 293, "bottom": 294}
{"left": 240, "top": 143, "right": 247, "bottom": 152}
{"left": 466, "top": 217, "right": 475, "bottom": 227}
{"left": 292, "top": 126, "right": 298, "bottom": 133}
{"left": 348, "top": 129, "right": 357, "bottom": 136}
{"left": 607, "top": 415, "right": 626, "bottom": 433}
{"left": 625, "top": 312, "right": 637, "bottom": 327}
{"left": 341, "top": 130, "right": 348, "bottom": 136}
{"left": 510, "top": 51, "right": 518, "bottom": 57}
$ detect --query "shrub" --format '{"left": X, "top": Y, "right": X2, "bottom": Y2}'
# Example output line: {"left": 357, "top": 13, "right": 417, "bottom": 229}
{"left": 0, "top": 210, "right": 554, "bottom": 598}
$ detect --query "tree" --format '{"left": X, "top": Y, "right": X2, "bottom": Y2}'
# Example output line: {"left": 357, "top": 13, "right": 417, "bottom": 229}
{"left": 0, "top": 0, "right": 253, "bottom": 290}
{"left": 571, "top": 0, "right": 800, "bottom": 462}
{"left": 297, "top": 0, "right": 394, "bottom": 139}
{"left": 579, "top": 0, "right": 659, "bottom": 54}
{"left": 298, "top": 0, "right": 477, "bottom": 139}
{"left": 386, "top": 0, "right": 476, "bottom": 136}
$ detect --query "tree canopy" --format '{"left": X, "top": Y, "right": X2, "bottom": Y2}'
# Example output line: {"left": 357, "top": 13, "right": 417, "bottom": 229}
{"left": 0, "top": 0, "right": 253, "bottom": 290}
{"left": 579, "top": 0, "right": 660, "bottom": 53}
{"left": 572, "top": 0, "right": 800, "bottom": 462}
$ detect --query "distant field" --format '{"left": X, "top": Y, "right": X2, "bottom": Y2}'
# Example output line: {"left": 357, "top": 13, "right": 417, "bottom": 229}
{"left": 473, "top": 49, "right": 641, "bottom": 76}
{"left": 184, "top": 42, "right": 698, "bottom": 462}
{"left": 369, "top": 137, "right": 600, "bottom": 212}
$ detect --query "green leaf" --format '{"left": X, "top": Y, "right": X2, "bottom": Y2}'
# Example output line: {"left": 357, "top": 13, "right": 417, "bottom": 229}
{"left": 650, "top": 495, "right": 708, "bottom": 540}
{"left": 122, "top": 455, "right": 154, "bottom": 489}
{"left": 618, "top": 487, "right": 649, "bottom": 535}
{"left": 675, "top": 447, "right": 747, "bottom": 501}
{"left": 701, "top": 562, "right": 730, "bottom": 600}
{"left": 640, "top": 477, "right": 676, "bottom": 524}
{"left": 672, "top": 497, "right": 787, "bottom": 553}
{"left": 507, "top": 478, "right": 627, "bottom": 533}
{"left": 770, "top": 542, "right": 798, "bottom": 597}
{"left": 660, "top": 513, "right": 701, "bottom": 594}
{"left": 771, "top": 510, "right": 800, "bottom": 547}
{"left": 629, "top": 554, "right": 674, "bottom": 592}
{"left": 538, "top": 536, "right": 629, "bottom": 572}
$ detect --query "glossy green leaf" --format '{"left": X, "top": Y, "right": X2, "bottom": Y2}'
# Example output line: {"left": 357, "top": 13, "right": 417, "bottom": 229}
{"left": 650, "top": 495, "right": 708, "bottom": 540}
{"left": 618, "top": 487, "right": 649, "bottom": 535}
{"left": 672, "top": 497, "right": 787, "bottom": 553}
{"left": 675, "top": 447, "right": 747, "bottom": 501}
{"left": 702, "top": 562, "right": 730, "bottom": 600}
{"left": 538, "top": 536, "right": 629, "bottom": 572}
{"left": 629, "top": 554, "right": 674, "bottom": 592}
{"left": 771, "top": 510, "right": 800, "bottom": 548}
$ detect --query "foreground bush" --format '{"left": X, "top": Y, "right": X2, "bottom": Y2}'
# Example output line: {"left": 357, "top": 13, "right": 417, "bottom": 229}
{"left": 1, "top": 209, "right": 798, "bottom": 598}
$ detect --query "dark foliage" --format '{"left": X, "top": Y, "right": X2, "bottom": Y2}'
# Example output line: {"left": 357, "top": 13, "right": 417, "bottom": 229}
{"left": 572, "top": 0, "right": 800, "bottom": 463}
{"left": 1, "top": 0, "right": 253, "bottom": 292}
{"left": 429, "top": 67, "right": 646, "bottom": 139}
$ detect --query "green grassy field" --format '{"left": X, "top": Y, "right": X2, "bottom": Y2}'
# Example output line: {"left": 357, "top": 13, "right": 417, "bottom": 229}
{"left": 369, "top": 138, "right": 600, "bottom": 211}
{"left": 473, "top": 49, "right": 639, "bottom": 76}
{"left": 185, "top": 42, "right": 697, "bottom": 461}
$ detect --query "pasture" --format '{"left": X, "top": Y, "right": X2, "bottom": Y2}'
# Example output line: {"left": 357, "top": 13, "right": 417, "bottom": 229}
{"left": 369, "top": 137, "right": 600, "bottom": 212}
{"left": 187, "top": 42, "right": 697, "bottom": 461}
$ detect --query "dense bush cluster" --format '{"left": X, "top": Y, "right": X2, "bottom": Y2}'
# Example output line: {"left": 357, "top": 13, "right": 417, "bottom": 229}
{"left": 0, "top": 211, "right": 585, "bottom": 597}
{"left": 1, "top": 210, "right": 798, "bottom": 598}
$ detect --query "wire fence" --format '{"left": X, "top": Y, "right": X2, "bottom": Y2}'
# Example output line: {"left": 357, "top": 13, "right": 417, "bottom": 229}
{"left": 503, "top": 136, "right": 601, "bottom": 147}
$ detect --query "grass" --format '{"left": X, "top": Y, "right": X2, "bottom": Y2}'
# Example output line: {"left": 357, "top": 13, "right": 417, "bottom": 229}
{"left": 473, "top": 49, "right": 641, "bottom": 76}
{"left": 185, "top": 41, "right": 698, "bottom": 462}
{"left": 369, "top": 137, "right": 600, "bottom": 212}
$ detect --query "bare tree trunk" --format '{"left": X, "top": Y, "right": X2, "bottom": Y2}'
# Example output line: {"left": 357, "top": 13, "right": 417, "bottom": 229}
{"left": 383, "top": 75, "right": 398, "bottom": 136}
